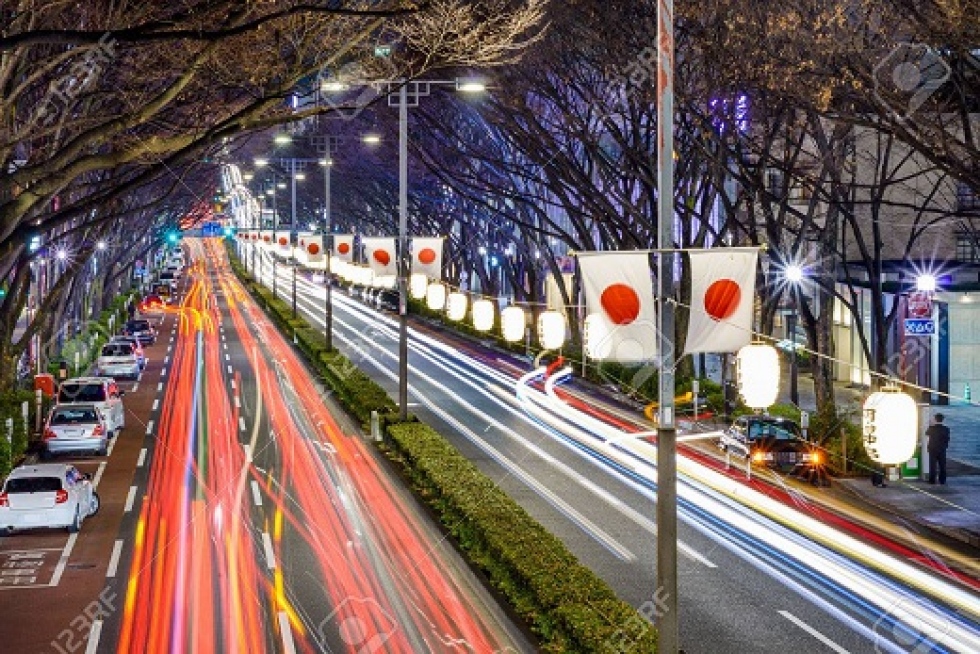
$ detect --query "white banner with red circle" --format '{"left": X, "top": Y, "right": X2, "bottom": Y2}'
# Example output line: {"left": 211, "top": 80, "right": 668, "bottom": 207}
{"left": 411, "top": 237, "right": 443, "bottom": 280}
{"left": 275, "top": 231, "right": 291, "bottom": 253}
{"left": 303, "top": 235, "right": 324, "bottom": 262}
{"left": 362, "top": 237, "right": 397, "bottom": 278}
{"left": 684, "top": 248, "right": 758, "bottom": 354}
{"left": 579, "top": 252, "right": 657, "bottom": 362}
{"left": 333, "top": 234, "right": 354, "bottom": 262}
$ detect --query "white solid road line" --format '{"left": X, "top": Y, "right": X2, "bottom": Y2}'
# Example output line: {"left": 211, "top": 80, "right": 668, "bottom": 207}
{"left": 124, "top": 486, "right": 138, "bottom": 513}
{"left": 262, "top": 532, "right": 276, "bottom": 570}
{"left": 92, "top": 461, "right": 108, "bottom": 489}
{"left": 84, "top": 619, "right": 103, "bottom": 654}
{"left": 106, "top": 437, "right": 116, "bottom": 457}
{"left": 49, "top": 532, "right": 79, "bottom": 587}
{"left": 779, "top": 610, "right": 850, "bottom": 653}
{"left": 145, "top": 420, "right": 154, "bottom": 436}
{"left": 106, "top": 540, "right": 124, "bottom": 578}
{"left": 278, "top": 611, "right": 297, "bottom": 654}
{"left": 137, "top": 448, "right": 147, "bottom": 467}
{"left": 250, "top": 480, "right": 263, "bottom": 507}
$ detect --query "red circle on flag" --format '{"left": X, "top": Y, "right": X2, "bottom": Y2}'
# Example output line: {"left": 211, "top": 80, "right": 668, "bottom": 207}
{"left": 307, "top": 243, "right": 321, "bottom": 255}
{"left": 373, "top": 250, "right": 391, "bottom": 266}
{"left": 600, "top": 284, "right": 641, "bottom": 325}
{"left": 418, "top": 248, "right": 437, "bottom": 265}
{"left": 278, "top": 237, "right": 288, "bottom": 246}
{"left": 704, "top": 279, "right": 740, "bottom": 321}
{"left": 338, "top": 242, "right": 351, "bottom": 255}
{"left": 263, "top": 235, "right": 271, "bottom": 242}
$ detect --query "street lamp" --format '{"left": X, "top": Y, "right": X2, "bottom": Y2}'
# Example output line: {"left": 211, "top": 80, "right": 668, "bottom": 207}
{"left": 327, "top": 77, "right": 486, "bottom": 420}
{"left": 320, "top": 156, "right": 334, "bottom": 350}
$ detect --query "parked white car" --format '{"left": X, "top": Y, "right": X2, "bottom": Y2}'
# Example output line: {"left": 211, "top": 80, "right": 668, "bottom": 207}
{"left": 0, "top": 464, "right": 100, "bottom": 534}
{"left": 110, "top": 335, "right": 147, "bottom": 370}
{"left": 57, "top": 377, "right": 126, "bottom": 436}
{"left": 95, "top": 341, "right": 140, "bottom": 380}
{"left": 43, "top": 403, "right": 110, "bottom": 457}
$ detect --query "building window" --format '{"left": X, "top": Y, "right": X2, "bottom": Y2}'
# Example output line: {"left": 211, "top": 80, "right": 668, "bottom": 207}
{"left": 956, "top": 234, "right": 980, "bottom": 263}
{"left": 958, "top": 183, "right": 979, "bottom": 213}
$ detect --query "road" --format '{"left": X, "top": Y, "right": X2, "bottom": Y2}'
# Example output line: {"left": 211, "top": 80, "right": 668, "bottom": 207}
{"left": 245, "top": 241, "right": 980, "bottom": 654}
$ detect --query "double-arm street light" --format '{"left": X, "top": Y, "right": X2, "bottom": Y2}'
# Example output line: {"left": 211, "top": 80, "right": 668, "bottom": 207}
{"left": 324, "top": 77, "right": 485, "bottom": 420}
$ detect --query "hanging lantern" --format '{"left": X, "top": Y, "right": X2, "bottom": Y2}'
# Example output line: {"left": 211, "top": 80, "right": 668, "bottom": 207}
{"left": 537, "top": 310, "right": 567, "bottom": 350}
{"left": 583, "top": 313, "right": 613, "bottom": 359}
{"left": 472, "top": 299, "right": 495, "bottom": 332}
{"left": 862, "top": 385, "right": 918, "bottom": 465}
{"left": 501, "top": 306, "right": 526, "bottom": 342}
{"left": 410, "top": 273, "right": 429, "bottom": 299}
{"left": 426, "top": 283, "right": 447, "bottom": 311}
{"left": 447, "top": 292, "right": 468, "bottom": 321}
{"left": 736, "top": 343, "right": 780, "bottom": 409}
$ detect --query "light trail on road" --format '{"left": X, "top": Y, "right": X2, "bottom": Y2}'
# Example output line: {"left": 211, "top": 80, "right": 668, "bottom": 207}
{"left": 114, "top": 240, "right": 508, "bottom": 653}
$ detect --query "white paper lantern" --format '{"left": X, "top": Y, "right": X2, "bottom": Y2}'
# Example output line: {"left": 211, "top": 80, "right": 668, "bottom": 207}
{"left": 501, "top": 306, "right": 526, "bottom": 342}
{"left": 447, "top": 292, "right": 468, "bottom": 321}
{"left": 736, "top": 343, "right": 780, "bottom": 409}
{"left": 472, "top": 299, "right": 495, "bottom": 332}
{"left": 583, "top": 313, "right": 612, "bottom": 359}
{"left": 537, "top": 310, "right": 567, "bottom": 350}
{"left": 426, "top": 283, "right": 447, "bottom": 311}
{"left": 862, "top": 386, "right": 918, "bottom": 465}
{"left": 410, "top": 273, "right": 429, "bottom": 299}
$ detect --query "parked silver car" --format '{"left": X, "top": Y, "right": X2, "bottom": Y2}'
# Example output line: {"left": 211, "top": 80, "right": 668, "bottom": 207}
{"left": 43, "top": 403, "right": 110, "bottom": 457}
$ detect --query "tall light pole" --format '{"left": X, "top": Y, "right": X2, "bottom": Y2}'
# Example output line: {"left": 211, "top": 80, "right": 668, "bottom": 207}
{"left": 321, "top": 156, "right": 333, "bottom": 350}
{"left": 786, "top": 264, "right": 804, "bottom": 407}
{"left": 655, "top": 0, "right": 679, "bottom": 651}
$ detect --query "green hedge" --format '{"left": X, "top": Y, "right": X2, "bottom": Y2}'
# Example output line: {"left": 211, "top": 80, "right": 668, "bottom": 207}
{"left": 225, "top": 244, "right": 657, "bottom": 651}
{"left": 386, "top": 422, "right": 656, "bottom": 652}
{"left": 0, "top": 390, "right": 40, "bottom": 478}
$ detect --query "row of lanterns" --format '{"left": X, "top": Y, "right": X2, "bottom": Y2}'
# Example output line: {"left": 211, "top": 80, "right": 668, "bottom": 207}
{"left": 735, "top": 342, "right": 917, "bottom": 466}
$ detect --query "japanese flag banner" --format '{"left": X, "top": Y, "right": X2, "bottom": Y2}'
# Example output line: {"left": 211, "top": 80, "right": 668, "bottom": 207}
{"left": 275, "top": 231, "right": 291, "bottom": 253}
{"left": 411, "top": 237, "right": 443, "bottom": 280}
{"left": 333, "top": 234, "right": 354, "bottom": 262}
{"left": 684, "top": 248, "right": 758, "bottom": 354}
{"left": 260, "top": 230, "right": 273, "bottom": 247}
{"left": 578, "top": 252, "right": 657, "bottom": 362}
{"left": 304, "top": 235, "right": 324, "bottom": 262}
{"left": 362, "top": 237, "right": 397, "bottom": 278}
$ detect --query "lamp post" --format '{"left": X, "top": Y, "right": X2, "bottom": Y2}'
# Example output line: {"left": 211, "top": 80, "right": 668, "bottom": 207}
{"left": 336, "top": 77, "right": 485, "bottom": 421}
{"left": 321, "top": 156, "right": 333, "bottom": 350}
{"left": 786, "top": 264, "right": 804, "bottom": 407}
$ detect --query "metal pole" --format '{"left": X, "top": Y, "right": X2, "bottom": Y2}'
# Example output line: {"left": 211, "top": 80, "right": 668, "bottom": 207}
{"left": 398, "top": 83, "right": 410, "bottom": 421}
{"left": 324, "top": 158, "right": 333, "bottom": 350}
{"left": 789, "top": 307, "right": 799, "bottom": 406}
{"left": 291, "top": 162, "right": 298, "bottom": 318}
{"left": 272, "top": 173, "right": 278, "bottom": 301}
{"left": 656, "top": 0, "right": 679, "bottom": 650}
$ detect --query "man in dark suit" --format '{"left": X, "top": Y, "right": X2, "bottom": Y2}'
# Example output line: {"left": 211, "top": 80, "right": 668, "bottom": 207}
{"left": 926, "top": 413, "right": 951, "bottom": 485}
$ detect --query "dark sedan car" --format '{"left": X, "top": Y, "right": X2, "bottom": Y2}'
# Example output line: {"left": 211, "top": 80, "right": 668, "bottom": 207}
{"left": 123, "top": 318, "right": 157, "bottom": 346}
{"left": 719, "top": 415, "right": 820, "bottom": 469}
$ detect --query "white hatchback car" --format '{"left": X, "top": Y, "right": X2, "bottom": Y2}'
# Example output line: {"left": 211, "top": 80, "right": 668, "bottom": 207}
{"left": 43, "top": 403, "right": 110, "bottom": 457}
{"left": 0, "top": 464, "right": 100, "bottom": 534}
{"left": 95, "top": 341, "right": 140, "bottom": 380}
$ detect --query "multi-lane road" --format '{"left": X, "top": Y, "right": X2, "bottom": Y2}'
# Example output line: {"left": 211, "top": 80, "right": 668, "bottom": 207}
{"left": 245, "top": 240, "right": 980, "bottom": 654}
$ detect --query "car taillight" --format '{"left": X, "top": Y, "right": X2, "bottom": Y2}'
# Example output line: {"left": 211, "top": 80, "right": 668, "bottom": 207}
{"left": 55, "top": 489, "right": 68, "bottom": 504}
{"left": 0, "top": 493, "right": 8, "bottom": 507}
{"left": 91, "top": 425, "right": 105, "bottom": 437}
{"left": 44, "top": 429, "right": 57, "bottom": 440}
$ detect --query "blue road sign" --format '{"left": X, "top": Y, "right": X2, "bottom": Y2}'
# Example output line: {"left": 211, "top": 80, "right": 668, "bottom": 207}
{"left": 904, "top": 318, "right": 936, "bottom": 336}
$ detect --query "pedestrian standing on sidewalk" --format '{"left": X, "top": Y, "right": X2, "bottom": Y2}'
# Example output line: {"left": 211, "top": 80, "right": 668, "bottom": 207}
{"left": 926, "top": 413, "right": 951, "bottom": 485}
